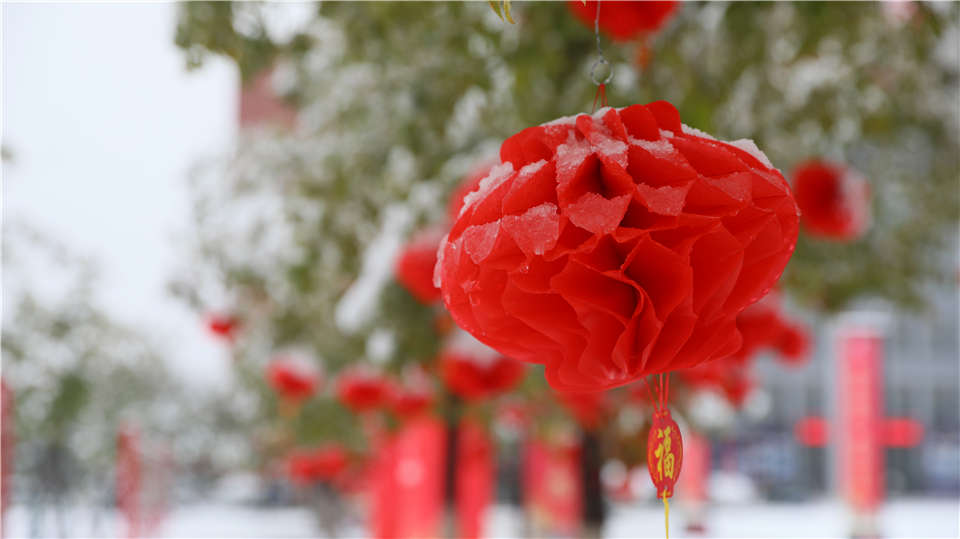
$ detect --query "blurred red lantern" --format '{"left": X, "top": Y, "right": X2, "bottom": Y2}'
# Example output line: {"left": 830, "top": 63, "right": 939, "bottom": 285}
{"left": 794, "top": 416, "right": 830, "bottom": 447}
{"left": 882, "top": 418, "right": 925, "bottom": 448}
{"left": 775, "top": 321, "right": 811, "bottom": 364}
{"left": 435, "top": 102, "right": 800, "bottom": 393}
{"left": 679, "top": 358, "right": 755, "bottom": 407}
{"left": 495, "top": 399, "right": 532, "bottom": 431}
{"left": 440, "top": 352, "right": 525, "bottom": 402}
{"left": 439, "top": 333, "right": 525, "bottom": 401}
{"left": 390, "top": 387, "right": 434, "bottom": 420}
{"left": 730, "top": 292, "right": 811, "bottom": 366}
{"left": 791, "top": 160, "right": 871, "bottom": 241}
{"left": 286, "top": 445, "right": 350, "bottom": 486}
{"left": 388, "top": 368, "right": 436, "bottom": 420}
{"left": 206, "top": 313, "right": 238, "bottom": 341}
{"left": 568, "top": 1, "right": 677, "bottom": 42}
{"left": 337, "top": 367, "right": 391, "bottom": 413}
{"left": 266, "top": 358, "right": 320, "bottom": 403}
{"left": 395, "top": 227, "right": 446, "bottom": 304}
{"left": 556, "top": 390, "right": 607, "bottom": 431}
{"left": 729, "top": 294, "right": 786, "bottom": 363}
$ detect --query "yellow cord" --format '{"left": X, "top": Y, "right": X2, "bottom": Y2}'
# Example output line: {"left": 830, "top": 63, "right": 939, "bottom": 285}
{"left": 662, "top": 493, "right": 670, "bottom": 539}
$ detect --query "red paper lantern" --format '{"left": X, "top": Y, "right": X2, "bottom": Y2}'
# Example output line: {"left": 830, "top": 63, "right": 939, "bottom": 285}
{"left": 390, "top": 387, "right": 434, "bottom": 420}
{"left": 882, "top": 418, "right": 924, "bottom": 448}
{"left": 266, "top": 358, "right": 320, "bottom": 403}
{"left": 440, "top": 350, "right": 525, "bottom": 402}
{"left": 794, "top": 416, "right": 830, "bottom": 447}
{"left": 438, "top": 331, "right": 525, "bottom": 401}
{"left": 568, "top": 1, "right": 678, "bottom": 42}
{"left": 286, "top": 445, "right": 350, "bottom": 486}
{"left": 729, "top": 294, "right": 786, "bottom": 363}
{"left": 435, "top": 102, "right": 800, "bottom": 393}
{"left": 679, "top": 358, "right": 755, "bottom": 407}
{"left": 775, "top": 321, "right": 811, "bottom": 364}
{"left": 731, "top": 292, "right": 811, "bottom": 365}
{"left": 395, "top": 227, "right": 446, "bottom": 304}
{"left": 792, "top": 160, "right": 871, "bottom": 241}
{"left": 336, "top": 367, "right": 391, "bottom": 413}
{"left": 389, "top": 368, "right": 436, "bottom": 420}
{"left": 556, "top": 390, "right": 607, "bottom": 431}
{"left": 206, "top": 313, "right": 238, "bottom": 341}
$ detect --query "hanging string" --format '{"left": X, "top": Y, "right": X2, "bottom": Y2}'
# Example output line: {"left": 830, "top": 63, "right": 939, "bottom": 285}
{"left": 644, "top": 374, "right": 674, "bottom": 414}
{"left": 590, "top": 0, "right": 612, "bottom": 112}
{"left": 663, "top": 492, "right": 670, "bottom": 539}
{"left": 592, "top": 84, "right": 607, "bottom": 111}
{"left": 641, "top": 376, "right": 658, "bottom": 412}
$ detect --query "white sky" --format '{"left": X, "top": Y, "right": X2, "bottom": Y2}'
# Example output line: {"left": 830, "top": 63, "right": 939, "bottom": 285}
{"left": 3, "top": 3, "right": 239, "bottom": 385}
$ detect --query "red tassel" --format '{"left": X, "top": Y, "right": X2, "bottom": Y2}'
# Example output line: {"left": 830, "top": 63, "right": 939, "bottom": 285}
{"left": 592, "top": 83, "right": 607, "bottom": 112}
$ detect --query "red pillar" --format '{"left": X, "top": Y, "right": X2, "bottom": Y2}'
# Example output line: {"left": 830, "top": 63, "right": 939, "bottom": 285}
{"left": 836, "top": 321, "right": 884, "bottom": 534}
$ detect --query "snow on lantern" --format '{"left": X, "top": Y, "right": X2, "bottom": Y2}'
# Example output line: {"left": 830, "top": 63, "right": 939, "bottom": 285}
{"left": 449, "top": 162, "right": 496, "bottom": 222}
{"left": 434, "top": 101, "right": 800, "bottom": 393}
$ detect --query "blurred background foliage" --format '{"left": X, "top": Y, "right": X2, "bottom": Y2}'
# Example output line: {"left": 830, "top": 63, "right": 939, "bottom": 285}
{"left": 171, "top": 0, "right": 957, "bottom": 390}
{"left": 0, "top": 1, "right": 956, "bottom": 529}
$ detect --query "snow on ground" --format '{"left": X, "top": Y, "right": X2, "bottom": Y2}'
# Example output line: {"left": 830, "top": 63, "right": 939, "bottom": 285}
{"left": 6, "top": 498, "right": 958, "bottom": 538}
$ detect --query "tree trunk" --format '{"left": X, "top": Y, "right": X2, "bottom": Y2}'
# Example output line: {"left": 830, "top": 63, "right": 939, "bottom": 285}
{"left": 443, "top": 392, "right": 461, "bottom": 538}
{"left": 579, "top": 428, "right": 605, "bottom": 539}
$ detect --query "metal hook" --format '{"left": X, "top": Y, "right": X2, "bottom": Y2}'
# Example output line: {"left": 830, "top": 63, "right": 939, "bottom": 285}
{"left": 591, "top": 57, "right": 613, "bottom": 86}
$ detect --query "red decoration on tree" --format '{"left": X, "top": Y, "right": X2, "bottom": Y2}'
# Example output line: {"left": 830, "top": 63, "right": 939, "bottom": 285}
{"left": 389, "top": 369, "right": 436, "bottom": 420}
{"left": 568, "top": 1, "right": 678, "bottom": 42}
{"left": 794, "top": 416, "right": 830, "bottom": 447}
{"left": 680, "top": 293, "right": 808, "bottom": 405}
{"left": 206, "top": 313, "right": 238, "bottom": 341}
{"left": 395, "top": 227, "right": 446, "bottom": 304}
{"left": 336, "top": 367, "right": 391, "bottom": 413}
{"left": 679, "top": 358, "right": 755, "bottom": 407}
{"left": 435, "top": 102, "right": 800, "bottom": 392}
{"left": 439, "top": 333, "right": 526, "bottom": 401}
{"left": 556, "top": 390, "right": 608, "bottom": 431}
{"left": 792, "top": 160, "right": 871, "bottom": 241}
{"left": 439, "top": 352, "right": 525, "bottom": 402}
{"left": 729, "top": 292, "right": 811, "bottom": 365}
{"left": 729, "top": 295, "right": 786, "bottom": 362}
{"left": 286, "top": 445, "right": 350, "bottom": 486}
{"left": 266, "top": 358, "right": 320, "bottom": 403}
{"left": 390, "top": 387, "right": 434, "bottom": 420}
{"left": 775, "top": 321, "right": 811, "bottom": 364}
